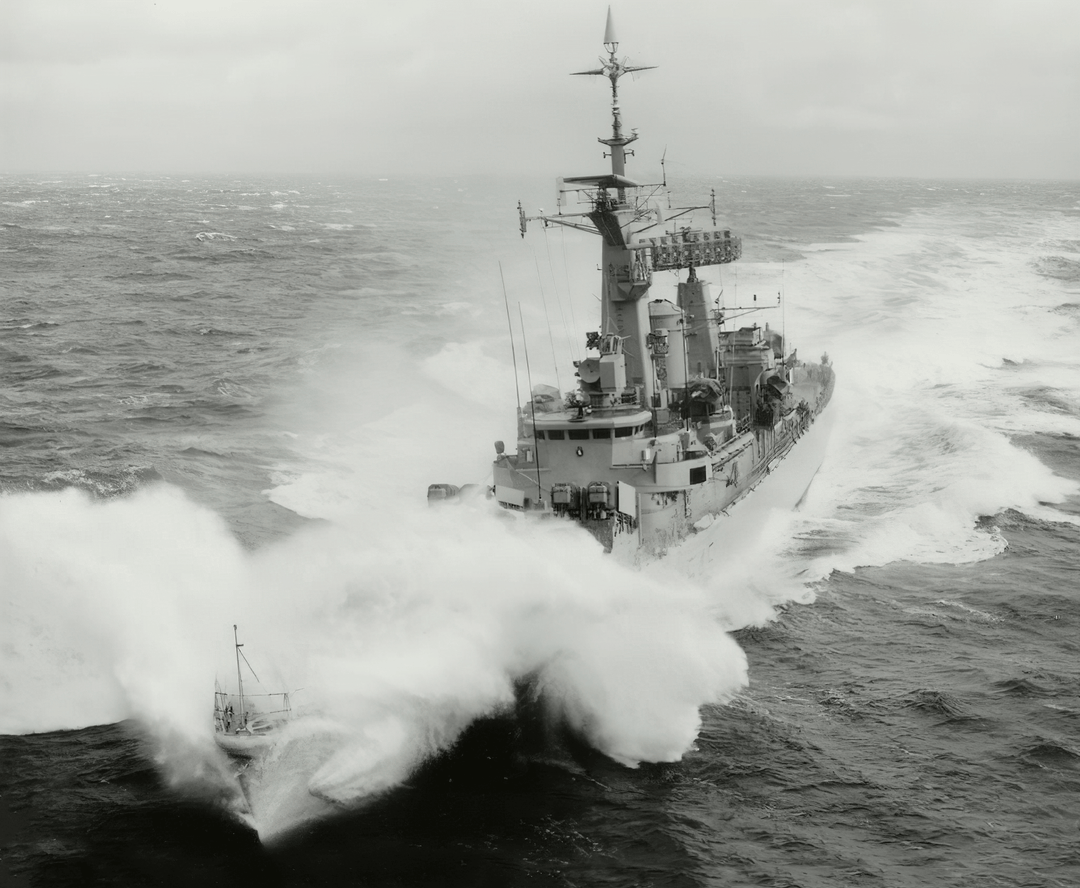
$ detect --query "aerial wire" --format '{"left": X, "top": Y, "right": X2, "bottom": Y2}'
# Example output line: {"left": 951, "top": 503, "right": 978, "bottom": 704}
{"left": 781, "top": 259, "right": 786, "bottom": 367}
{"left": 558, "top": 225, "right": 583, "bottom": 361}
{"left": 541, "top": 226, "right": 577, "bottom": 373}
{"left": 531, "top": 255, "right": 563, "bottom": 391}
{"left": 518, "top": 303, "right": 544, "bottom": 507}
{"left": 498, "top": 262, "right": 523, "bottom": 417}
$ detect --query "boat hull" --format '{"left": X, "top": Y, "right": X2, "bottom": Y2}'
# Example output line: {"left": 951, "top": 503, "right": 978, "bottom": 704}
{"left": 647, "top": 401, "right": 835, "bottom": 570}
{"left": 215, "top": 730, "right": 280, "bottom": 759}
{"left": 604, "top": 402, "right": 836, "bottom": 564}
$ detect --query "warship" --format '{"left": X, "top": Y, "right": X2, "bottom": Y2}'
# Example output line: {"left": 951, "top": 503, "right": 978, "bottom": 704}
{"left": 430, "top": 10, "right": 835, "bottom": 563}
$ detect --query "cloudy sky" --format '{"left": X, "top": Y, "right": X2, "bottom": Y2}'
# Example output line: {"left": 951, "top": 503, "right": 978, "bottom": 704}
{"left": 2, "top": 0, "right": 1078, "bottom": 179}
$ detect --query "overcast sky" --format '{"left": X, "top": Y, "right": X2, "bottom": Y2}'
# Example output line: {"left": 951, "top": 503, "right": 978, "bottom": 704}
{"left": 2, "top": 0, "right": 1078, "bottom": 179}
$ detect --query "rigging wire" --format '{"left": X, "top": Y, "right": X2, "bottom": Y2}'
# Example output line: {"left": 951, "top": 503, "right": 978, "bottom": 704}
{"left": 781, "top": 259, "right": 787, "bottom": 366}
{"left": 558, "top": 226, "right": 580, "bottom": 345}
{"left": 530, "top": 247, "right": 564, "bottom": 392}
{"left": 541, "top": 225, "right": 578, "bottom": 374}
{"left": 518, "top": 303, "right": 543, "bottom": 506}
{"left": 238, "top": 647, "right": 261, "bottom": 685}
{"left": 499, "top": 262, "right": 523, "bottom": 417}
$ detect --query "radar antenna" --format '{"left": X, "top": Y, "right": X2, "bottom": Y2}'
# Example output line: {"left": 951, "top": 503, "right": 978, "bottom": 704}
{"left": 570, "top": 6, "right": 655, "bottom": 178}
{"left": 660, "top": 145, "right": 672, "bottom": 208}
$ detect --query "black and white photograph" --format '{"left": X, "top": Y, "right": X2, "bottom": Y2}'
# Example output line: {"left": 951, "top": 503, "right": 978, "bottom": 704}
{"left": 2, "top": 1, "right": 1079, "bottom": 885}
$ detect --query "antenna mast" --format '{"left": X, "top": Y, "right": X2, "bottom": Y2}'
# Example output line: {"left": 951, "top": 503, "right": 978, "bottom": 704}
{"left": 518, "top": 304, "right": 543, "bottom": 507}
{"left": 499, "top": 263, "right": 523, "bottom": 418}
{"left": 571, "top": 6, "right": 656, "bottom": 187}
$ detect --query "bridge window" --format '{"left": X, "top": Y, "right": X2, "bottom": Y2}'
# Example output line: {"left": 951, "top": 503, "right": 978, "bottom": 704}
{"left": 592, "top": 429, "right": 611, "bottom": 439}
{"left": 548, "top": 430, "right": 565, "bottom": 440}
{"left": 614, "top": 426, "right": 633, "bottom": 438}
{"left": 568, "top": 429, "right": 590, "bottom": 440}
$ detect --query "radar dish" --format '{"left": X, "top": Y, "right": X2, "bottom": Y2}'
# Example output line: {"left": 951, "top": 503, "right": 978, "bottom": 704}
{"left": 578, "top": 358, "right": 602, "bottom": 384}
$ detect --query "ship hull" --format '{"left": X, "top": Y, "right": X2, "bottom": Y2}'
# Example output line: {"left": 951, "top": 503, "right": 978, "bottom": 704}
{"left": 598, "top": 403, "right": 836, "bottom": 565}
{"left": 641, "top": 401, "right": 835, "bottom": 569}
{"left": 215, "top": 730, "right": 280, "bottom": 759}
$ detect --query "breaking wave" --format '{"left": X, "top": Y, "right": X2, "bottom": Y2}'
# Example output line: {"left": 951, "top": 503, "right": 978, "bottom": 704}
{"left": 0, "top": 483, "right": 748, "bottom": 837}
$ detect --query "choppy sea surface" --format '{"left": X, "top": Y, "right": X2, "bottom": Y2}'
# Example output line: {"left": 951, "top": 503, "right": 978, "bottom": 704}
{"left": 2, "top": 172, "right": 1079, "bottom": 887}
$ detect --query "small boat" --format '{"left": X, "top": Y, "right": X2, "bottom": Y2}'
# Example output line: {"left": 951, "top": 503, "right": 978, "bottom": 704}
{"left": 213, "top": 624, "right": 292, "bottom": 758}
{"left": 428, "top": 9, "right": 835, "bottom": 563}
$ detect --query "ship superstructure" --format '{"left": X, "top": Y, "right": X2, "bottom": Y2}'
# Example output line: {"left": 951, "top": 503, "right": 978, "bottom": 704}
{"left": 430, "top": 10, "right": 834, "bottom": 562}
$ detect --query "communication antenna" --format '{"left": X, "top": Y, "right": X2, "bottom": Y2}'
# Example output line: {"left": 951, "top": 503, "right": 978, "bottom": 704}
{"left": 661, "top": 146, "right": 671, "bottom": 208}
{"left": 571, "top": 5, "right": 655, "bottom": 179}
{"left": 781, "top": 260, "right": 787, "bottom": 366}
{"left": 518, "top": 304, "right": 544, "bottom": 507}
{"left": 679, "top": 316, "right": 692, "bottom": 431}
{"left": 499, "top": 262, "right": 523, "bottom": 417}
{"left": 532, "top": 255, "right": 562, "bottom": 391}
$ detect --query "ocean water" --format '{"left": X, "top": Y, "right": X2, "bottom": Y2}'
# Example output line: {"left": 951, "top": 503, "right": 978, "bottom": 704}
{"left": 1, "top": 172, "right": 1079, "bottom": 886}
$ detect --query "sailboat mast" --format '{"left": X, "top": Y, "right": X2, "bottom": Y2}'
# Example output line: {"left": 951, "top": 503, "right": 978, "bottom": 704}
{"left": 233, "top": 624, "right": 245, "bottom": 721}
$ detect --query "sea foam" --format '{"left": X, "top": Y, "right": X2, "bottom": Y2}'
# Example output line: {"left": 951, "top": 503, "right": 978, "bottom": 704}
{"left": 0, "top": 481, "right": 748, "bottom": 837}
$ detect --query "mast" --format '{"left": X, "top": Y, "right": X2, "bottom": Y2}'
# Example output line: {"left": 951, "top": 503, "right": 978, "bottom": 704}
{"left": 574, "top": 8, "right": 654, "bottom": 183}
{"left": 572, "top": 9, "right": 655, "bottom": 202}
{"left": 601, "top": 12, "right": 639, "bottom": 191}
{"left": 233, "top": 624, "right": 245, "bottom": 724}
{"left": 517, "top": 9, "right": 740, "bottom": 415}
{"left": 570, "top": 8, "right": 657, "bottom": 406}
